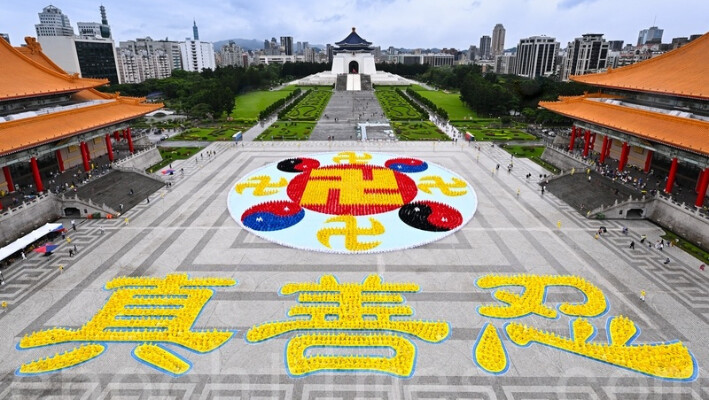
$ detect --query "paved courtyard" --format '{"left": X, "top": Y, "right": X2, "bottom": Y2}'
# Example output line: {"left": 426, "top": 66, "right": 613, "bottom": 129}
{"left": 0, "top": 141, "right": 706, "bottom": 399}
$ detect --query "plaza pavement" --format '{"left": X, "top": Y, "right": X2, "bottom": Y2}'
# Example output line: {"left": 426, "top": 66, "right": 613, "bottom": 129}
{"left": 0, "top": 140, "right": 706, "bottom": 399}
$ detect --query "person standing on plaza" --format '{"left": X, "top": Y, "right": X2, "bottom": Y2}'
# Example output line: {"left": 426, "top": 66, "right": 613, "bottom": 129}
{"left": 71, "top": 220, "right": 76, "bottom": 231}
{"left": 629, "top": 241, "right": 635, "bottom": 250}
{"left": 640, "top": 290, "right": 646, "bottom": 301}
{"left": 21, "top": 251, "right": 26, "bottom": 260}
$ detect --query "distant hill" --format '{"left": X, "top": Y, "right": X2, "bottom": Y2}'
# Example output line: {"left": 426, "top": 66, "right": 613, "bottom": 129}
{"left": 213, "top": 38, "right": 325, "bottom": 52}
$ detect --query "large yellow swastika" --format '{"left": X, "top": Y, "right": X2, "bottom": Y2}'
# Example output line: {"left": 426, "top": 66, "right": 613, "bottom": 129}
{"left": 235, "top": 176, "right": 287, "bottom": 196}
{"left": 332, "top": 151, "right": 372, "bottom": 164}
{"left": 301, "top": 168, "right": 403, "bottom": 206}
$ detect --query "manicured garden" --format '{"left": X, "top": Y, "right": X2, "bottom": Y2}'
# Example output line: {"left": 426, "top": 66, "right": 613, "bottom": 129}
{"left": 410, "top": 85, "right": 476, "bottom": 121}
{"left": 391, "top": 122, "right": 450, "bottom": 141}
{"left": 255, "top": 122, "right": 316, "bottom": 141}
{"left": 147, "top": 147, "right": 204, "bottom": 173}
{"left": 280, "top": 89, "right": 332, "bottom": 121}
{"left": 452, "top": 120, "right": 535, "bottom": 141}
{"left": 167, "top": 121, "right": 252, "bottom": 141}
{"left": 375, "top": 88, "right": 427, "bottom": 121}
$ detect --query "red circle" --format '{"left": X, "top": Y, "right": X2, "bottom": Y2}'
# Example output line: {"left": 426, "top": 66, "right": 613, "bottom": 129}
{"left": 287, "top": 165, "right": 418, "bottom": 216}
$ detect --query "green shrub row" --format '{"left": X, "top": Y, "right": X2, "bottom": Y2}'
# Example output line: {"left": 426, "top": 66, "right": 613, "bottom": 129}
{"left": 258, "top": 88, "right": 301, "bottom": 120}
{"left": 393, "top": 89, "right": 428, "bottom": 120}
{"left": 406, "top": 88, "right": 449, "bottom": 120}
{"left": 278, "top": 89, "right": 312, "bottom": 119}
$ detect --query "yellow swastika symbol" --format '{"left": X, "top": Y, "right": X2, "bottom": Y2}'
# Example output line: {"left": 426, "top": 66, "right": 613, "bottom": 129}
{"left": 235, "top": 175, "right": 287, "bottom": 196}
{"left": 333, "top": 151, "right": 372, "bottom": 164}
{"left": 418, "top": 176, "right": 467, "bottom": 196}
{"left": 317, "top": 215, "right": 385, "bottom": 251}
{"left": 301, "top": 167, "right": 403, "bottom": 207}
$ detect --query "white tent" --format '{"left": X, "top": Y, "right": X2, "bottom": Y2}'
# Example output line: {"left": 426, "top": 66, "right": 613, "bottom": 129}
{"left": 0, "top": 223, "right": 64, "bottom": 262}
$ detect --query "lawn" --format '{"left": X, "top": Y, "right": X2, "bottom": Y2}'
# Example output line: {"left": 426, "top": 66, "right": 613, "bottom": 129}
{"left": 255, "top": 122, "right": 316, "bottom": 141}
{"left": 375, "top": 88, "right": 426, "bottom": 121}
{"left": 147, "top": 147, "right": 204, "bottom": 173}
{"left": 410, "top": 85, "right": 476, "bottom": 121}
{"left": 502, "top": 145, "right": 560, "bottom": 173}
{"left": 391, "top": 122, "right": 450, "bottom": 141}
{"left": 661, "top": 231, "right": 709, "bottom": 263}
{"left": 168, "top": 122, "right": 252, "bottom": 141}
{"left": 281, "top": 90, "right": 332, "bottom": 121}
{"left": 230, "top": 87, "right": 295, "bottom": 121}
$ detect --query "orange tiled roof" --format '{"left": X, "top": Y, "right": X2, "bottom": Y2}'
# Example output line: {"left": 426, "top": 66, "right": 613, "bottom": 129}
{"left": 539, "top": 96, "right": 709, "bottom": 156}
{"left": 570, "top": 32, "right": 709, "bottom": 100}
{"left": 0, "top": 98, "right": 162, "bottom": 156}
{"left": 0, "top": 36, "right": 109, "bottom": 101}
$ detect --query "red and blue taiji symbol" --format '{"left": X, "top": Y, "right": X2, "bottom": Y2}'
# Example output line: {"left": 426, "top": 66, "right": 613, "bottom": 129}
{"left": 385, "top": 158, "right": 428, "bottom": 173}
{"left": 241, "top": 201, "right": 305, "bottom": 231}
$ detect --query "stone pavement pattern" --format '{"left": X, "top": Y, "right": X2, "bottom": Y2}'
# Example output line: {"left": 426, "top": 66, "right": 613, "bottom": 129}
{"left": 0, "top": 141, "right": 707, "bottom": 399}
{"left": 310, "top": 91, "right": 389, "bottom": 141}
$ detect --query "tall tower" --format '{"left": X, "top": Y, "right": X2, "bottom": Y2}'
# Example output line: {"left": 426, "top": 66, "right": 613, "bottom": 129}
{"left": 491, "top": 24, "right": 506, "bottom": 57}
{"left": 99, "top": 5, "right": 111, "bottom": 39}
{"left": 193, "top": 20, "right": 200, "bottom": 41}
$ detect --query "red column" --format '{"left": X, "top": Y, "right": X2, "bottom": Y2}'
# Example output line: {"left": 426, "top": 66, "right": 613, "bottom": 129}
{"left": 3, "top": 166, "right": 15, "bottom": 193}
{"left": 105, "top": 134, "right": 114, "bottom": 162}
{"left": 126, "top": 127, "right": 135, "bottom": 153}
{"left": 56, "top": 149, "right": 65, "bottom": 172}
{"left": 582, "top": 129, "right": 591, "bottom": 158}
{"left": 114, "top": 130, "right": 120, "bottom": 141}
{"left": 590, "top": 133, "right": 597, "bottom": 149}
{"left": 618, "top": 142, "right": 630, "bottom": 171}
{"left": 80, "top": 142, "right": 90, "bottom": 172}
{"left": 30, "top": 157, "right": 44, "bottom": 192}
{"left": 696, "top": 167, "right": 709, "bottom": 207}
{"left": 599, "top": 136, "right": 609, "bottom": 163}
{"left": 643, "top": 150, "right": 654, "bottom": 173}
{"left": 568, "top": 126, "right": 577, "bottom": 151}
{"left": 605, "top": 138, "right": 612, "bottom": 159}
{"left": 665, "top": 157, "right": 678, "bottom": 194}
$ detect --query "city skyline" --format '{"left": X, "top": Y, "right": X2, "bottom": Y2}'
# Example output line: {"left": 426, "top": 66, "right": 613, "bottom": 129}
{"left": 2, "top": 0, "right": 707, "bottom": 50}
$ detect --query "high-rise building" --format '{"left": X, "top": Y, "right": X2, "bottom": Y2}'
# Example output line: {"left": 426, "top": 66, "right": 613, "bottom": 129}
{"left": 495, "top": 54, "right": 516, "bottom": 74}
{"left": 280, "top": 36, "right": 293, "bottom": 56}
{"left": 326, "top": 44, "right": 334, "bottom": 63}
{"left": 296, "top": 41, "right": 303, "bottom": 54}
{"left": 479, "top": 35, "right": 491, "bottom": 59}
{"left": 468, "top": 45, "right": 478, "bottom": 60}
{"left": 193, "top": 20, "right": 199, "bottom": 41}
{"left": 637, "top": 26, "right": 663, "bottom": 45}
{"left": 117, "top": 37, "right": 181, "bottom": 83}
{"left": 491, "top": 24, "right": 505, "bottom": 57}
{"left": 561, "top": 33, "right": 609, "bottom": 81}
{"left": 36, "top": 6, "right": 120, "bottom": 83}
{"left": 35, "top": 5, "right": 74, "bottom": 37}
{"left": 608, "top": 40, "right": 624, "bottom": 51}
{"left": 180, "top": 40, "right": 215, "bottom": 72}
{"left": 77, "top": 6, "right": 112, "bottom": 39}
{"left": 514, "top": 36, "right": 559, "bottom": 79}
{"left": 217, "top": 41, "right": 244, "bottom": 67}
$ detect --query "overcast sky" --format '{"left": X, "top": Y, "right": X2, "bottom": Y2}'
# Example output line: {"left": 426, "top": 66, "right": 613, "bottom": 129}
{"left": 3, "top": 0, "right": 707, "bottom": 49}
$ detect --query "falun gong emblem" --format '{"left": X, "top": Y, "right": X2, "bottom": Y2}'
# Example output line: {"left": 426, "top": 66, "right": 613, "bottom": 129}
{"left": 228, "top": 152, "right": 477, "bottom": 253}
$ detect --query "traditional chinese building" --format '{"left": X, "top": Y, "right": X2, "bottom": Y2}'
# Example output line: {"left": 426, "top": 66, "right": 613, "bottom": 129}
{"left": 540, "top": 32, "right": 709, "bottom": 208}
{"left": 0, "top": 37, "right": 162, "bottom": 208}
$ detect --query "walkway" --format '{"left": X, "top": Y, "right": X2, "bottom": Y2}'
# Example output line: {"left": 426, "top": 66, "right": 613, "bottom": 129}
{"left": 310, "top": 91, "right": 388, "bottom": 141}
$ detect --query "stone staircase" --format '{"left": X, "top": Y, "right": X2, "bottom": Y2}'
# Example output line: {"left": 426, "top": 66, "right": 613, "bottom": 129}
{"left": 335, "top": 74, "right": 348, "bottom": 91}
{"left": 73, "top": 170, "right": 165, "bottom": 214}
{"left": 360, "top": 74, "right": 372, "bottom": 91}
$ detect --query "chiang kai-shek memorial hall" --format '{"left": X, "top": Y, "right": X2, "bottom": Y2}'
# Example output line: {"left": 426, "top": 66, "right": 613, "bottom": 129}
{"left": 541, "top": 32, "right": 709, "bottom": 208}
{"left": 0, "top": 37, "right": 162, "bottom": 209}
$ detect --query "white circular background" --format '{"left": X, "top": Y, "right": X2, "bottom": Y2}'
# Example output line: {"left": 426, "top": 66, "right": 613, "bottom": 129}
{"left": 227, "top": 152, "right": 477, "bottom": 253}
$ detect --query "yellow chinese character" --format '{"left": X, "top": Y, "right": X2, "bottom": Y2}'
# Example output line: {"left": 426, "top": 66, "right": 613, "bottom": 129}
{"left": 17, "top": 274, "right": 236, "bottom": 376}
{"left": 476, "top": 274, "right": 608, "bottom": 319}
{"left": 246, "top": 275, "right": 449, "bottom": 377}
{"left": 505, "top": 316, "right": 697, "bottom": 381}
